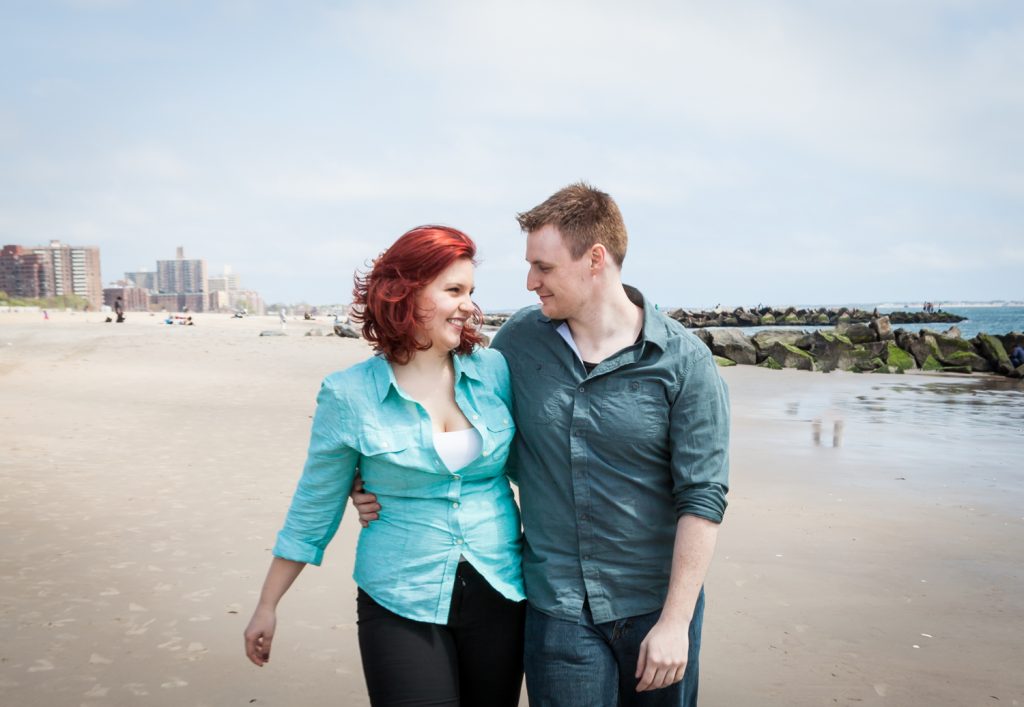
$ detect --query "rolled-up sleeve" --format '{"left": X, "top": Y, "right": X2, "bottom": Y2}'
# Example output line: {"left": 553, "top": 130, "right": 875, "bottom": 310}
{"left": 669, "top": 349, "right": 730, "bottom": 522}
{"left": 273, "top": 379, "right": 360, "bottom": 565}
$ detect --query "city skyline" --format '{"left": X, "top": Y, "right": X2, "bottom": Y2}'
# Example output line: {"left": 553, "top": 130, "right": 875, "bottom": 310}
{"left": 2, "top": 2, "right": 1022, "bottom": 309}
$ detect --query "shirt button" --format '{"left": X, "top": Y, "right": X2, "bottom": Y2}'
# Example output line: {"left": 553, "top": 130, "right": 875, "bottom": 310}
{"left": 482, "top": 449, "right": 490, "bottom": 457}
{"left": 578, "top": 386, "right": 585, "bottom": 393}
{"left": 502, "top": 418, "right": 509, "bottom": 424}
{"left": 472, "top": 414, "right": 479, "bottom": 420}
{"left": 455, "top": 538, "right": 464, "bottom": 545}
{"left": 452, "top": 502, "right": 460, "bottom": 509}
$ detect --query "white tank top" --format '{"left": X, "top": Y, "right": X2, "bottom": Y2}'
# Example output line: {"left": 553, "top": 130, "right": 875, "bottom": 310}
{"left": 432, "top": 427, "right": 483, "bottom": 473}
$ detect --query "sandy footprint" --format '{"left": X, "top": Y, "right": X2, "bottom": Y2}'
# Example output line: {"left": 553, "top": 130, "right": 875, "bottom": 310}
{"left": 123, "top": 682, "right": 149, "bottom": 696}
{"left": 28, "top": 658, "right": 54, "bottom": 672}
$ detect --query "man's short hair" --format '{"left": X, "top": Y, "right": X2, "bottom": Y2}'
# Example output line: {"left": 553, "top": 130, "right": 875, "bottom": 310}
{"left": 516, "top": 182, "right": 628, "bottom": 266}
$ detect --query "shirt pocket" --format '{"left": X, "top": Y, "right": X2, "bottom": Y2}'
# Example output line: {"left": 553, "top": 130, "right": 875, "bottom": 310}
{"left": 595, "top": 380, "right": 669, "bottom": 441}
{"left": 519, "top": 371, "right": 574, "bottom": 425}
{"left": 357, "top": 430, "right": 411, "bottom": 458}
{"left": 483, "top": 409, "right": 516, "bottom": 459}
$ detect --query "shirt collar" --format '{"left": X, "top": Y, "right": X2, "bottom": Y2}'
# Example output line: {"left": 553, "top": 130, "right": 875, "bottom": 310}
{"left": 370, "top": 350, "right": 483, "bottom": 403}
{"left": 370, "top": 354, "right": 398, "bottom": 403}
{"left": 537, "top": 284, "right": 668, "bottom": 351}
{"left": 451, "top": 349, "right": 485, "bottom": 383}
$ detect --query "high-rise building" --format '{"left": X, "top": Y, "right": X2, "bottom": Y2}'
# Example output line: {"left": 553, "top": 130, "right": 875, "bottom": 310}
{"left": 0, "top": 245, "right": 52, "bottom": 300}
{"left": 155, "top": 246, "right": 208, "bottom": 311}
{"left": 125, "top": 269, "right": 158, "bottom": 291}
{"left": 1, "top": 241, "right": 102, "bottom": 307}
{"left": 30, "top": 241, "right": 103, "bottom": 308}
{"left": 208, "top": 265, "right": 240, "bottom": 294}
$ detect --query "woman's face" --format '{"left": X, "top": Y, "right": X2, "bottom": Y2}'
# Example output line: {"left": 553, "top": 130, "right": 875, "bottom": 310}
{"left": 414, "top": 257, "right": 476, "bottom": 353}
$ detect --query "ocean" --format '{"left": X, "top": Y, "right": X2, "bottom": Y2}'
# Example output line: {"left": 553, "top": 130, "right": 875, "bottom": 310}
{"left": 697, "top": 305, "right": 1024, "bottom": 339}
{"left": 890, "top": 305, "right": 1024, "bottom": 339}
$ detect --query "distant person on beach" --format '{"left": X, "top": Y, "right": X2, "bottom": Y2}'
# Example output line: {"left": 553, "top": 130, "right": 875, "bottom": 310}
{"left": 244, "top": 226, "right": 526, "bottom": 706}
{"left": 1011, "top": 343, "right": 1024, "bottom": 368}
{"left": 114, "top": 297, "right": 125, "bottom": 323}
{"left": 354, "top": 183, "right": 730, "bottom": 706}
{"left": 278, "top": 308, "right": 287, "bottom": 330}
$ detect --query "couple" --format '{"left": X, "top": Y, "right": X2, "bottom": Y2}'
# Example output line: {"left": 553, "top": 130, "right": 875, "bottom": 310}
{"left": 244, "top": 183, "right": 731, "bottom": 706}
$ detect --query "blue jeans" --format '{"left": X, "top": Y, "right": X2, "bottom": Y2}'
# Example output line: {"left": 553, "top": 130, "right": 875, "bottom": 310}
{"left": 523, "top": 590, "right": 704, "bottom": 707}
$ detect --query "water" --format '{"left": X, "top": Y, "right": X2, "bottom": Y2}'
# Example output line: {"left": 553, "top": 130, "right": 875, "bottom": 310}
{"left": 904, "top": 306, "right": 1024, "bottom": 339}
{"left": 702, "top": 306, "right": 1024, "bottom": 339}
{"left": 729, "top": 368, "right": 1024, "bottom": 498}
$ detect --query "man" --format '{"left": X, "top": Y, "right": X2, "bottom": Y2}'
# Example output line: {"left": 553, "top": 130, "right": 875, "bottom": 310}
{"left": 1011, "top": 342, "right": 1024, "bottom": 369}
{"left": 355, "top": 183, "right": 729, "bottom": 705}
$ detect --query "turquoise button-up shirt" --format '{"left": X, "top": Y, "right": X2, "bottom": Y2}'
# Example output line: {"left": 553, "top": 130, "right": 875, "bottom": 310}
{"left": 491, "top": 286, "right": 730, "bottom": 624}
{"left": 273, "top": 348, "right": 525, "bottom": 624}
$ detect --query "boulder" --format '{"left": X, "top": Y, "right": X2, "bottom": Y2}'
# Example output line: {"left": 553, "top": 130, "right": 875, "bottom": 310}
{"left": 974, "top": 333, "right": 1013, "bottom": 375}
{"left": 1010, "top": 363, "right": 1024, "bottom": 379}
{"left": 870, "top": 316, "right": 894, "bottom": 341}
{"left": 807, "top": 331, "right": 855, "bottom": 373}
{"left": 766, "top": 342, "right": 815, "bottom": 371}
{"left": 838, "top": 322, "right": 875, "bottom": 344}
{"left": 759, "top": 313, "right": 776, "bottom": 325}
{"left": 886, "top": 342, "right": 916, "bottom": 372}
{"left": 941, "top": 350, "right": 991, "bottom": 373}
{"left": 900, "top": 331, "right": 937, "bottom": 367}
{"left": 921, "top": 354, "right": 971, "bottom": 374}
{"left": 942, "top": 325, "right": 962, "bottom": 338}
{"left": 333, "top": 324, "right": 360, "bottom": 338}
{"left": 751, "top": 330, "right": 810, "bottom": 355}
{"left": 706, "top": 328, "right": 757, "bottom": 365}
{"left": 848, "top": 347, "right": 885, "bottom": 373}
{"left": 694, "top": 328, "right": 713, "bottom": 349}
{"left": 713, "top": 355, "right": 737, "bottom": 367}
{"left": 733, "top": 309, "right": 759, "bottom": 326}
{"left": 932, "top": 333, "right": 972, "bottom": 361}
{"left": 757, "top": 356, "right": 783, "bottom": 370}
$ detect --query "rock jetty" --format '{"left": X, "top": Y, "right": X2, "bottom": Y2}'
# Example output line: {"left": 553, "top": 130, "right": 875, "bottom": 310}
{"left": 665, "top": 306, "right": 964, "bottom": 329}
{"left": 694, "top": 316, "right": 1024, "bottom": 379}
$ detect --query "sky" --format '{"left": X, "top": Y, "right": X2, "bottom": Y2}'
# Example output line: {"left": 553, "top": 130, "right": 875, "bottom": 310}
{"left": 2, "top": 0, "right": 1022, "bottom": 310}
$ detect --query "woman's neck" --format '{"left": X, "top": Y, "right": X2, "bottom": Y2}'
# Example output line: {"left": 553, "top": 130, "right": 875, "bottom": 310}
{"left": 395, "top": 346, "right": 452, "bottom": 379}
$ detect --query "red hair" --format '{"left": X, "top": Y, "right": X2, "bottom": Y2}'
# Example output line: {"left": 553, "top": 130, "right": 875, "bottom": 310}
{"left": 352, "top": 225, "right": 484, "bottom": 364}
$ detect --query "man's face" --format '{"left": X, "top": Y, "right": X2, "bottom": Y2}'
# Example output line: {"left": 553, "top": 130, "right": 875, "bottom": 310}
{"left": 525, "top": 224, "right": 592, "bottom": 320}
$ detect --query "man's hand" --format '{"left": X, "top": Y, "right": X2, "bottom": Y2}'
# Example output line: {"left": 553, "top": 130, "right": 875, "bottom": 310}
{"left": 634, "top": 616, "right": 689, "bottom": 692}
{"left": 350, "top": 474, "right": 381, "bottom": 528}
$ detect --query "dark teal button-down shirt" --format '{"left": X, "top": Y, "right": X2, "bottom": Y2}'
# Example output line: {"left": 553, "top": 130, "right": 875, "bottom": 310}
{"left": 491, "top": 287, "right": 729, "bottom": 623}
{"left": 273, "top": 349, "right": 525, "bottom": 624}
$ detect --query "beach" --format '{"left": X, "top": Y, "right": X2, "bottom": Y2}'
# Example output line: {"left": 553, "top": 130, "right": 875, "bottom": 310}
{"left": 1, "top": 310, "right": 1022, "bottom": 706}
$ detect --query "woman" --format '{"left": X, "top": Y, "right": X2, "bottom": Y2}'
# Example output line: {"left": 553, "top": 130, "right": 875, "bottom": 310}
{"left": 243, "top": 226, "right": 525, "bottom": 706}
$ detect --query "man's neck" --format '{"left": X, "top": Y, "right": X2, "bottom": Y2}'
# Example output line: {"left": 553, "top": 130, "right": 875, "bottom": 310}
{"left": 564, "top": 281, "right": 643, "bottom": 363}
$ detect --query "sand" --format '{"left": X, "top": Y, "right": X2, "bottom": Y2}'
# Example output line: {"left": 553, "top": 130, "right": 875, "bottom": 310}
{"left": 1, "top": 309, "right": 1021, "bottom": 706}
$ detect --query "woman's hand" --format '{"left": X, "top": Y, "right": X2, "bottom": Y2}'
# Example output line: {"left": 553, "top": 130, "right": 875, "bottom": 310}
{"left": 244, "top": 605, "right": 277, "bottom": 667}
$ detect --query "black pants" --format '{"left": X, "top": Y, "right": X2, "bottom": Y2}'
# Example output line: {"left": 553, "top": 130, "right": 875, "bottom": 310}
{"left": 357, "top": 561, "right": 526, "bottom": 707}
